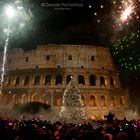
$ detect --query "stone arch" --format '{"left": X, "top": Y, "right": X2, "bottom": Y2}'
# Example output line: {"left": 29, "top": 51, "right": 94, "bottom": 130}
{"left": 42, "top": 94, "right": 50, "bottom": 105}
{"left": 44, "top": 74, "right": 51, "bottom": 85}
{"left": 24, "top": 75, "right": 30, "bottom": 86}
{"left": 34, "top": 75, "right": 40, "bottom": 85}
{"left": 8, "top": 77, "right": 11, "bottom": 86}
{"left": 12, "top": 94, "right": 16, "bottom": 103}
{"left": 78, "top": 75, "right": 85, "bottom": 85}
{"left": 4, "top": 77, "right": 10, "bottom": 87}
{"left": 21, "top": 94, "right": 28, "bottom": 104}
{"left": 110, "top": 77, "right": 114, "bottom": 86}
{"left": 6, "top": 93, "right": 14, "bottom": 104}
{"left": 3, "top": 94, "right": 7, "bottom": 105}
{"left": 110, "top": 96, "right": 116, "bottom": 106}
{"left": 55, "top": 74, "right": 63, "bottom": 85}
{"left": 15, "top": 76, "right": 20, "bottom": 86}
{"left": 90, "top": 75, "right": 96, "bottom": 86}
{"left": 90, "top": 95, "right": 96, "bottom": 106}
{"left": 14, "top": 94, "right": 20, "bottom": 104}
{"left": 0, "top": 93, "right": 4, "bottom": 104}
{"left": 100, "top": 76, "right": 106, "bottom": 86}
{"left": 31, "top": 93, "right": 38, "bottom": 102}
{"left": 54, "top": 96, "right": 62, "bottom": 106}
{"left": 120, "top": 96, "right": 125, "bottom": 106}
{"left": 100, "top": 95, "right": 106, "bottom": 106}
{"left": 66, "top": 75, "right": 73, "bottom": 84}
{"left": 81, "top": 95, "right": 86, "bottom": 105}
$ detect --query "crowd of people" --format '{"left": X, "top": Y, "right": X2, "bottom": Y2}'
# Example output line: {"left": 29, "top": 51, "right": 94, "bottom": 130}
{"left": 0, "top": 113, "right": 140, "bottom": 140}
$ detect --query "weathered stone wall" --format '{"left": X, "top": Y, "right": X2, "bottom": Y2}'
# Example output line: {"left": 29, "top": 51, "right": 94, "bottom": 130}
{"left": 1, "top": 45, "right": 115, "bottom": 70}
{"left": 0, "top": 45, "right": 129, "bottom": 119}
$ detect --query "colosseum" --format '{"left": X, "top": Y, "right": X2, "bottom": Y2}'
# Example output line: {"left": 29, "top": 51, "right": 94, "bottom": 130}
{"left": 0, "top": 44, "right": 129, "bottom": 119}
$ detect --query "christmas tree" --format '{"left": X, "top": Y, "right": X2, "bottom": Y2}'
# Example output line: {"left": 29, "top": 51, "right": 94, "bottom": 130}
{"left": 60, "top": 76, "right": 87, "bottom": 124}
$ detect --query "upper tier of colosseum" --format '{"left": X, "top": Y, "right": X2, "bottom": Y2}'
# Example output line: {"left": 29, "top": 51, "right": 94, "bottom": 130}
{"left": 0, "top": 44, "right": 116, "bottom": 71}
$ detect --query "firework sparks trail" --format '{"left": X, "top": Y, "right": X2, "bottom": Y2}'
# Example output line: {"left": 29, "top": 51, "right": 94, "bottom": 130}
{"left": 120, "top": 1, "right": 135, "bottom": 22}
{"left": 112, "top": 0, "right": 140, "bottom": 29}
{"left": 0, "top": 23, "right": 10, "bottom": 92}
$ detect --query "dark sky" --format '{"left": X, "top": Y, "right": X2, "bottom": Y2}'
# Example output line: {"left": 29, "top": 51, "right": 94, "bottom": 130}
{"left": 0, "top": 0, "right": 140, "bottom": 112}
{"left": 0, "top": 0, "right": 139, "bottom": 49}
{"left": 0, "top": 0, "right": 115, "bottom": 49}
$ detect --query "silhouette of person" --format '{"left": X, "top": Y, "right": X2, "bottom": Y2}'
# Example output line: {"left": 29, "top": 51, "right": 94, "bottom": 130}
{"left": 104, "top": 112, "right": 114, "bottom": 123}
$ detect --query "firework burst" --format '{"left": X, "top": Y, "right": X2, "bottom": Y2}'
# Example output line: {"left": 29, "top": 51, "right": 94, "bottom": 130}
{"left": 111, "top": 30, "right": 140, "bottom": 72}
{"left": 113, "top": 0, "right": 140, "bottom": 27}
{"left": 120, "top": 1, "right": 135, "bottom": 22}
{"left": 0, "top": 1, "right": 33, "bottom": 92}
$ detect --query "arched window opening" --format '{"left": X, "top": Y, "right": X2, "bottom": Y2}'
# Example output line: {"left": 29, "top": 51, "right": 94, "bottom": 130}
{"left": 6, "top": 77, "right": 11, "bottom": 86}
{"left": 100, "top": 76, "right": 105, "bottom": 86}
{"left": 66, "top": 75, "right": 73, "bottom": 84}
{"left": 110, "top": 77, "right": 114, "bottom": 86}
{"left": 44, "top": 75, "right": 51, "bottom": 85}
{"left": 90, "top": 95, "right": 96, "bottom": 106}
{"left": 68, "top": 55, "right": 72, "bottom": 60}
{"left": 42, "top": 94, "right": 50, "bottom": 105}
{"left": 25, "top": 57, "right": 29, "bottom": 62}
{"left": 111, "top": 96, "right": 116, "bottom": 106}
{"left": 91, "top": 56, "right": 95, "bottom": 61}
{"left": 90, "top": 75, "right": 96, "bottom": 86}
{"left": 11, "top": 94, "right": 19, "bottom": 104}
{"left": 120, "top": 96, "right": 125, "bottom": 106}
{"left": 15, "top": 76, "right": 20, "bottom": 86}
{"left": 46, "top": 55, "right": 50, "bottom": 60}
{"left": 31, "top": 93, "right": 38, "bottom": 102}
{"left": 21, "top": 94, "right": 28, "bottom": 104}
{"left": 55, "top": 75, "right": 62, "bottom": 85}
{"left": 24, "top": 76, "right": 30, "bottom": 86}
{"left": 55, "top": 97, "right": 62, "bottom": 106}
{"left": 78, "top": 75, "right": 85, "bottom": 85}
{"left": 101, "top": 95, "right": 106, "bottom": 106}
{"left": 81, "top": 95, "right": 86, "bottom": 106}
{"left": 34, "top": 75, "right": 40, "bottom": 85}
{"left": 12, "top": 94, "right": 16, "bottom": 103}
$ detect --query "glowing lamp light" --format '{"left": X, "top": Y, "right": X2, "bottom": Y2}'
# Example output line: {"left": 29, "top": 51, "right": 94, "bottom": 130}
{"left": 5, "top": 5, "right": 15, "bottom": 19}
{"left": 91, "top": 115, "right": 96, "bottom": 120}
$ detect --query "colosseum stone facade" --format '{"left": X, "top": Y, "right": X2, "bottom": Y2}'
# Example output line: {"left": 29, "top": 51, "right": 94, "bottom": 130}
{"left": 0, "top": 44, "right": 129, "bottom": 119}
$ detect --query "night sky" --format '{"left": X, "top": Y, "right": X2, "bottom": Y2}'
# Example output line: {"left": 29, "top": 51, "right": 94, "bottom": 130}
{"left": 0, "top": 0, "right": 139, "bottom": 48}
{"left": 0, "top": 0, "right": 140, "bottom": 112}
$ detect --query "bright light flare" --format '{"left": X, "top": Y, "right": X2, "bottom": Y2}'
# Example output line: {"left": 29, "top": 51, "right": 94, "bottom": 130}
{"left": 121, "top": 6, "right": 133, "bottom": 21}
{"left": 120, "top": 2, "right": 135, "bottom": 22}
{"left": 5, "top": 5, "right": 16, "bottom": 19}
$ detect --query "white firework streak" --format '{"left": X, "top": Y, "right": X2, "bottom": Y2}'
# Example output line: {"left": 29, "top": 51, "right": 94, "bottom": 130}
{"left": 0, "top": 23, "right": 10, "bottom": 92}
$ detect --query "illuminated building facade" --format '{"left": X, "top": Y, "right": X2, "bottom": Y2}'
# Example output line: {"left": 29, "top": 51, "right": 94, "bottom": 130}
{"left": 0, "top": 45, "right": 129, "bottom": 119}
